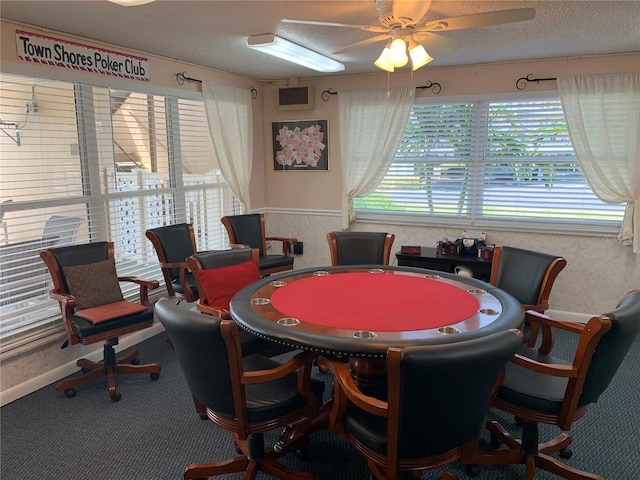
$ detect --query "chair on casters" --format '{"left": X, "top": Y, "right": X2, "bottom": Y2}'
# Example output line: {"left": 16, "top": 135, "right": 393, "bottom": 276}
{"left": 145, "top": 223, "right": 201, "bottom": 302}
{"left": 221, "top": 213, "right": 297, "bottom": 276}
{"left": 318, "top": 329, "right": 522, "bottom": 480}
{"left": 187, "top": 247, "right": 293, "bottom": 358}
{"left": 154, "top": 298, "right": 328, "bottom": 480}
{"left": 327, "top": 231, "right": 395, "bottom": 266}
{"left": 465, "top": 289, "right": 640, "bottom": 480}
{"left": 490, "top": 245, "right": 567, "bottom": 346}
{"left": 40, "top": 241, "right": 161, "bottom": 401}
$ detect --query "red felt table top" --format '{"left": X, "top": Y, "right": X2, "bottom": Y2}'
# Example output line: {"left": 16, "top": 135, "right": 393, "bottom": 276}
{"left": 270, "top": 272, "right": 479, "bottom": 332}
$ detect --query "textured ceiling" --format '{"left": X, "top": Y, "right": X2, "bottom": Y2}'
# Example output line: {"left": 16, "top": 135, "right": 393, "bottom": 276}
{"left": 1, "top": 0, "right": 639, "bottom": 81}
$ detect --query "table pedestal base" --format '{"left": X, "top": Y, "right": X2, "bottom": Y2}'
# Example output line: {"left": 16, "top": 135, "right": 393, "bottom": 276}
{"left": 348, "top": 357, "right": 387, "bottom": 386}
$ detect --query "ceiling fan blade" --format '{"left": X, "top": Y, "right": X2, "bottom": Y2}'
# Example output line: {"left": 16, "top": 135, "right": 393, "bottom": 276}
{"left": 282, "top": 18, "right": 389, "bottom": 33}
{"left": 333, "top": 34, "right": 390, "bottom": 54}
{"left": 419, "top": 8, "right": 536, "bottom": 32}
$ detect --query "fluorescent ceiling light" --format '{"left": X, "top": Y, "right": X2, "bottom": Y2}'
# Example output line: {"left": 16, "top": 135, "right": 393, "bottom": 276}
{"left": 108, "top": 0, "right": 155, "bottom": 5}
{"left": 247, "top": 34, "right": 345, "bottom": 73}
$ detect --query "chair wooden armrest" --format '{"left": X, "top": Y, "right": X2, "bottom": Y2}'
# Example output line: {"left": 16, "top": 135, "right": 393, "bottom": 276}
{"left": 196, "top": 300, "right": 231, "bottom": 319}
{"left": 525, "top": 309, "right": 590, "bottom": 354}
{"left": 243, "top": 349, "right": 321, "bottom": 416}
{"left": 266, "top": 236, "right": 298, "bottom": 256}
{"left": 317, "top": 356, "right": 388, "bottom": 435}
{"left": 117, "top": 276, "right": 160, "bottom": 306}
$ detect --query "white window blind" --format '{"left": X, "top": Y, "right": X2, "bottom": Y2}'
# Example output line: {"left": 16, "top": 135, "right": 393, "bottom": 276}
{"left": 0, "top": 73, "right": 240, "bottom": 346}
{"left": 355, "top": 97, "right": 624, "bottom": 234}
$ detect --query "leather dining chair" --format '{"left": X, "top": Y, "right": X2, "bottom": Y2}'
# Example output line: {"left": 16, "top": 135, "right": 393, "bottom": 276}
{"left": 326, "top": 231, "right": 395, "bottom": 266}
{"left": 154, "top": 297, "right": 328, "bottom": 480}
{"left": 466, "top": 289, "right": 640, "bottom": 480}
{"left": 318, "top": 329, "right": 523, "bottom": 480}
{"left": 221, "top": 213, "right": 297, "bottom": 276}
{"left": 40, "top": 241, "right": 161, "bottom": 401}
{"left": 490, "top": 245, "right": 566, "bottom": 346}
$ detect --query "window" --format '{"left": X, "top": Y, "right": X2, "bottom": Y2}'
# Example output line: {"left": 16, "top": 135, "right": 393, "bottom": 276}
{"left": 355, "top": 96, "right": 624, "bottom": 234}
{"left": 0, "top": 73, "right": 241, "bottom": 348}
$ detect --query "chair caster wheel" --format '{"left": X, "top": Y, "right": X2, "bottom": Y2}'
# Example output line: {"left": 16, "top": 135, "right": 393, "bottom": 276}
{"left": 199, "top": 412, "right": 208, "bottom": 420}
{"left": 131, "top": 357, "right": 140, "bottom": 365}
{"left": 64, "top": 388, "right": 76, "bottom": 398}
{"left": 559, "top": 447, "right": 573, "bottom": 459}
{"left": 150, "top": 372, "right": 160, "bottom": 381}
{"left": 111, "top": 392, "right": 122, "bottom": 402}
{"left": 466, "top": 464, "right": 481, "bottom": 477}
{"left": 81, "top": 367, "right": 91, "bottom": 374}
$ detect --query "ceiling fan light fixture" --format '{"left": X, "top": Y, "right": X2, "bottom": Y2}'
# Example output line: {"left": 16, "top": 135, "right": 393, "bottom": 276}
{"left": 386, "top": 38, "right": 409, "bottom": 67}
{"left": 409, "top": 44, "right": 433, "bottom": 71}
{"left": 374, "top": 46, "right": 394, "bottom": 72}
{"left": 247, "top": 34, "right": 345, "bottom": 73}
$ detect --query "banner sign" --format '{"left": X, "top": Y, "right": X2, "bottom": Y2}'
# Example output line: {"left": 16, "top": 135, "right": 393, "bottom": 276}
{"left": 15, "top": 30, "right": 150, "bottom": 82}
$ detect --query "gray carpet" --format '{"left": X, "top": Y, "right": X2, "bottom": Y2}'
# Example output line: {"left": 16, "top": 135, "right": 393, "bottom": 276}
{"left": 1, "top": 330, "right": 639, "bottom": 480}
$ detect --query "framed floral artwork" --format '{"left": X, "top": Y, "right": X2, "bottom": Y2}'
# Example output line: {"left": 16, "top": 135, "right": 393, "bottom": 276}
{"left": 272, "top": 120, "right": 329, "bottom": 171}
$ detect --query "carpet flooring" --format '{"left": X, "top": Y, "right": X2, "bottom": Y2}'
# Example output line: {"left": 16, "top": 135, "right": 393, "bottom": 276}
{"left": 2, "top": 329, "right": 639, "bottom": 479}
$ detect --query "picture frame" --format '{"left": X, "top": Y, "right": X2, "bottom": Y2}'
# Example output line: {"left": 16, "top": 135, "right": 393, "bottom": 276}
{"left": 272, "top": 119, "right": 329, "bottom": 171}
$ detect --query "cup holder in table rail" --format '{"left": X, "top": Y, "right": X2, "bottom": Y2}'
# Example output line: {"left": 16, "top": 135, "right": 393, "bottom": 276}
{"left": 277, "top": 317, "right": 300, "bottom": 326}
{"left": 353, "top": 330, "right": 377, "bottom": 339}
{"left": 368, "top": 268, "right": 385, "bottom": 273}
{"left": 313, "top": 270, "right": 329, "bottom": 276}
{"left": 424, "top": 274, "right": 441, "bottom": 279}
{"left": 467, "top": 288, "right": 486, "bottom": 295}
{"left": 437, "top": 326, "right": 462, "bottom": 335}
{"left": 269, "top": 280, "right": 287, "bottom": 287}
{"left": 250, "top": 297, "right": 271, "bottom": 305}
{"left": 479, "top": 308, "right": 499, "bottom": 315}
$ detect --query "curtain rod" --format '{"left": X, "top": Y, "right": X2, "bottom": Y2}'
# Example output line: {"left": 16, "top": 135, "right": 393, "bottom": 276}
{"left": 516, "top": 74, "right": 557, "bottom": 90}
{"left": 322, "top": 81, "right": 442, "bottom": 101}
{"left": 176, "top": 72, "right": 257, "bottom": 99}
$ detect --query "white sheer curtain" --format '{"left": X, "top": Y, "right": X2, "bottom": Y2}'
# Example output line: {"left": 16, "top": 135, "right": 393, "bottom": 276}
{"left": 338, "top": 87, "right": 414, "bottom": 229}
{"left": 558, "top": 73, "right": 640, "bottom": 252}
{"left": 202, "top": 81, "right": 253, "bottom": 211}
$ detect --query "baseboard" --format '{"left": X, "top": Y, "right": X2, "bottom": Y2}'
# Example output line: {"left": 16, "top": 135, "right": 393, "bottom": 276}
{"left": 0, "top": 322, "right": 165, "bottom": 407}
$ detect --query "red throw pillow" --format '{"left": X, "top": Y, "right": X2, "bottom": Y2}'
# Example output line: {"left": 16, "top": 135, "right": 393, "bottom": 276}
{"left": 197, "top": 260, "right": 260, "bottom": 310}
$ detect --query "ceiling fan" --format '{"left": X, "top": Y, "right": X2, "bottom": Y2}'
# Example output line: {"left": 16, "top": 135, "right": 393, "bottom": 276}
{"left": 283, "top": 0, "right": 536, "bottom": 71}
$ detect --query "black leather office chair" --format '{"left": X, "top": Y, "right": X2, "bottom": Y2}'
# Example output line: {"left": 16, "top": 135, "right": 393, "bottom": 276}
{"left": 221, "top": 213, "right": 297, "bottom": 276}
{"left": 187, "top": 247, "right": 292, "bottom": 358}
{"left": 467, "top": 289, "right": 640, "bottom": 480}
{"left": 326, "top": 231, "right": 395, "bottom": 266}
{"left": 145, "top": 223, "right": 200, "bottom": 302}
{"left": 154, "top": 298, "right": 327, "bottom": 480}
{"left": 319, "top": 329, "right": 522, "bottom": 480}
{"left": 40, "top": 241, "right": 161, "bottom": 401}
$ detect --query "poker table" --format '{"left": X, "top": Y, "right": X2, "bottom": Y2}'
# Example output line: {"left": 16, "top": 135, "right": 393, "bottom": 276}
{"left": 230, "top": 265, "right": 524, "bottom": 382}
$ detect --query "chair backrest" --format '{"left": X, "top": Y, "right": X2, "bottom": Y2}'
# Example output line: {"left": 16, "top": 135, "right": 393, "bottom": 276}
{"left": 42, "top": 241, "right": 111, "bottom": 294}
{"left": 579, "top": 289, "right": 640, "bottom": 406}
{"left": 145, "top": 223, "right": 197, "bottom": 283}
{"left": 154, "top": 298, "right": 241, "bottom": 418}
{"left": 187, "top": 248, "right": 260, "bottom": 313}
{"left": 389, "top": 329, "right": 522, "bottom": 459}
{"left": 221, "top": 214, "right": 266, "bottom": 256}
{"left": 42, "top": 215, "right": 83, "bottom": 246}
{"left": 327, "top": 231, "right": 395, "bottom": 266}
{"left": 490, "top": 245, "right": 566, "bottom": 310}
